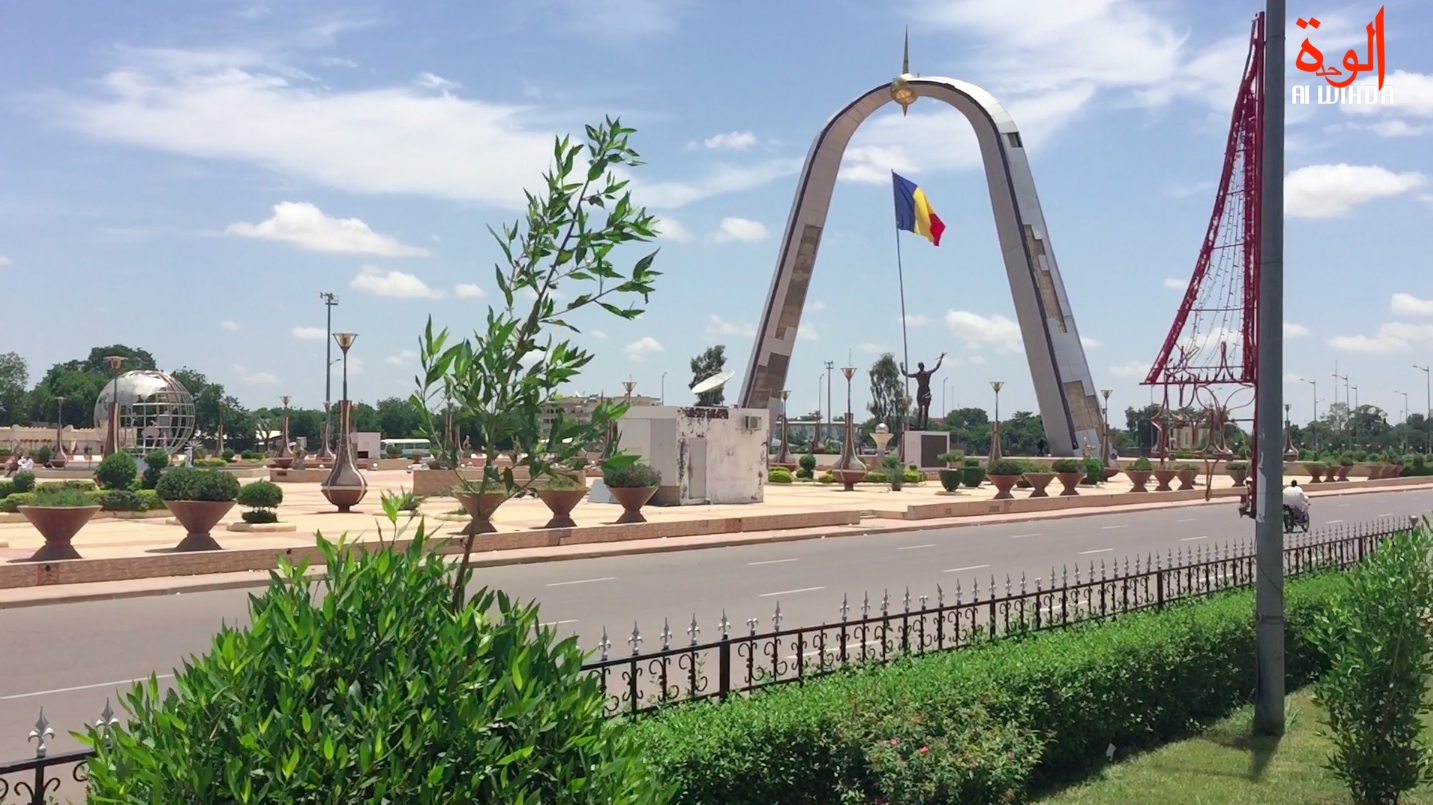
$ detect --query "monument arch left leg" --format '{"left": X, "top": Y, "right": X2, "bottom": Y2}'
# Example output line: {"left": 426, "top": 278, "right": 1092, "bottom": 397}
{"left": 738, "top": 77, "right": 1103, "bottom": 456}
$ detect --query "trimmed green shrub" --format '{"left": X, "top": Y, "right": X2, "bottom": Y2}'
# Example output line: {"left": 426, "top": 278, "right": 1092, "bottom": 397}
{"left": 960, "top": 466, "right": 985, "bottom": 488}
{"left": 236, "top": 480, "right": 284, "bottom": 510}
{"left": 32, "top": 445, "right": 53, "bottom": 465}
{"left": 1226, "top": 460, "right": 1248, "bottom": 470}
{"left": 98, "top": 489, "right": 147, "bottom": 512}
{"left": 767, "top": 467, "right": 794, "bottom": 484}
{"left": 962, "top": 456, "right": 980, "bottom": 468}
{"left": 986, "top": 458, "right": 1024, "bottom": 476}
{"left": 136, "top": 489, "right": 160, "bottom": 511}
{"left": 37, "top": 479, "right": 97, "bottom": 492}
{"left": 1051, "top": 458, "right": 1081, "bottom": 473}
{"left": 799, "top": 453, "right": 817, "bottom": 476}
{"left": 1173, "top": 462, "right": 1200, "bottom": 472}
{"left": 817, "top": 470, "right": 835, "bottom": 484}
{"left": 1313, "top": 525, "right": 1433, "bottom": 804}
{"left": 0, "top": 492, "right": 34, "bottom": 512}
{"left": 30, "top": 486, "right": 94, "bottom": 507}
{"left": 633, "top": 574, "right": 1345, "bottom": 805}
{"left": 241, "top": 509, "right": 279, "bottom": 524}
{"left": 603, "top": 462, "right": 661, "bottom": 488}
{"left": 0, "top": 479, "right": 11, "bottom": 499}
{"left": 96, "top": 452, "right": 138, "bottom": 490}
{"left": 12, "top": 469, "right": 35, "bottom": 493}
{"left": 141, "top": 449, "right": 170, "bottom": 489}
{"left": 0, "top": 445, "right": 11, "bottom": 457}
{"left": 239, "top": 449, "right": 259, "bottom": 461}
{"left": 195, "top": 457, "right": 228, "bottom": 468}
{"left": 80, "top": 532, "right": 670, "bottom": 804}
{"left": 221, "top": 448, "right": 236, "bottom": 461}
{"left": 937, "top": 450, "right": 964, "bottom": 465}
{"left": 864, "top": 469, "right": 889, "bottom": 484}
{"left": 155, "top": 468, "right": 241, "bottom": 502}
{"left": 901, "top": 468, "right": 922, "bottom": 484}
{"left": 1082, "top": 456, "right": 1104, "bottom": 484}
{"left": 938, "top": 469, "right": 961, "bottom": 492}
{"left": 1132, "top": 456, "right": 1153, "bottom": 471}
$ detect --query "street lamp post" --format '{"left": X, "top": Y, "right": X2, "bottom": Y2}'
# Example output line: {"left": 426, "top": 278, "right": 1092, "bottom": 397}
{"left": 320, "top": 292, "right": 339, "bottom": 458}
{"left": 824, "top": 360, "right": 835, "bottom": 449}
{"left": 102, "top": 355, "right": 127, "bottom": 457}
{"left": 1300, "top": 378, "right": 1317, "bottom": 451}
{"left": 660, "top": 372, "right": 667, "bottom": 405}
{"left": 1100, "top": 389, "right": 1112, "bottom": 466}
{"left": 276, "top": 395, "right": 295, "bottom": 468}
{"left": 322, "top": 333, "right": 367, "bottom": 512}
{"left": 989, "top": 381, "right": 1004, "bottom": 460}
{"left": 1395, "top": 390, "right": 1410, "bottom": 454}
{"left": 52, "top": 396, "right": 68, "bottom": 468}
{"left": 1416, "top": 365, "right": 1432, "bottom": 454}
{"left": 942, "top": 377, "right": 950, "bottom": 426}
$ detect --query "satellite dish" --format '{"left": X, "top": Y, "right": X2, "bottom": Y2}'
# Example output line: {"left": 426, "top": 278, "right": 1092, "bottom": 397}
{"left": 690, "top": 370, "right": 734, "bottom": 397}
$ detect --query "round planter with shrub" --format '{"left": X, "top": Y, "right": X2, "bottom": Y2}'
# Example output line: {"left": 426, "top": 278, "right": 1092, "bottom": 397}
{"left": 1151, "top": 466, "right": 1178, "bottom": 492}
{"left": 1226, "top": 460, "right": 1249, "bottom": 486}
{"left": 602, "top": 462, "right": 660, "bottom": 524}
{"left": 1303, "top": 461, "right": 1327, "bottom": 484}
{"left": 18, "top": 485, "right": 100, "bottom": 561}
{"left": 938, "top": 468, "right": 963, "bottom": 493}
{"left": 768, "top": 466, "right": 795, "bottom": 484}
{"left": 960, "top": 465, "right": 986, "bottom": 488}
{"left": 96, "top": 452, "right": 138, "bottom": 491}
{"left": 536, "top": 474, "right": 587, "bottom": 530}
{"left": 236, "top": 480, "right": 284, "bottom": 525}
{"left": 1051, "top": 458, "right": 1083, "bottom": 496}
{"left": 986, "top": 459, "right": 1025, "bottom": 501}
{"left": 157, "top": 468, "right": 241, "bottom": 551}
{"left": 1126, "top": 457, "right": 1154, "bottom": 492}
{"left": 1021, "top": 466, "right": 1055, "bottom": 498}
{"left": 1174, "top": 463, "right": 1201, "bottom": 491}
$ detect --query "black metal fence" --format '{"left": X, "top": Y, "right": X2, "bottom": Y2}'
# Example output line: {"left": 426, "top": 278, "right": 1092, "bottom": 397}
{"left": 1, "top": 517, "right": 1412, "bottom": 803}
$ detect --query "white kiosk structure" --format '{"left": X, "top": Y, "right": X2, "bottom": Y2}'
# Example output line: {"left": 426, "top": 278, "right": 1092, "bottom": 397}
{"left": 739, "top": 45, "right": 1102, "bottom": 456}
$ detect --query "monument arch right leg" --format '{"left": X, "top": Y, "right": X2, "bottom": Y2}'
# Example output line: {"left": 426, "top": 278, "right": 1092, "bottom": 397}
{"left": 738, "top": 77, "right": 1103, "bottom": 456}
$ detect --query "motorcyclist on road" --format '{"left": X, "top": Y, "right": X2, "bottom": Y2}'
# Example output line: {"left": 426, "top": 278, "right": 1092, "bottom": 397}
{"left": 1282, "top": 479, "right": 1310, "bottom": 520}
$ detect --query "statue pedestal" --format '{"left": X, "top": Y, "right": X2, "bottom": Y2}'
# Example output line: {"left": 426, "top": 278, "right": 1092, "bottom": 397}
{"left": 901, "top": 431, "right": 950, "bottom": 471}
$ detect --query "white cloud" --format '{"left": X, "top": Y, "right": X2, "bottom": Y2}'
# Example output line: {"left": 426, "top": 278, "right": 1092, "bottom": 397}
{"left": 1108, "top": 361, "right": 1150, "bottom": 378}
{"left": 623, "top": 336, "right": 664, "bottom": 361}
{"left": 1163, "top": 277, "right": 1186, "bottom": 290}
{"left": 856, "top": 342, "right": 886, "bottom": 354}
{"left": 1283, "top": 322, "right": 1312, "bottom": 338}
{"left": 903, "top": 314, "right": 930, "bottom": 328}
{"left": 225, "top": 201, "right": 429, "bottom": 256}
{"left": 1081, "top": 336, "right": 1103, "bottom": 349}
{"left": 454, "top": 283, "right": 485, "bottom": 299}
{"left": 0, "top": 256, "right": 11, "bottom": 267}
{"left": 385, "top": 349, "right": 418, "bottom": 367}
{"left": 1391, "top": 293, "right": 1433, "bottom": 317}
{"left": 351, "top": 266, "right": 445, "bottom": 299}
{"left": 220, "top": 319, "right": 240, "bottom": 332}
{"left": 1366, "top": 120, "right": 1428, "bottom": 138}
{"left": 944, "top": 310, "right": 1023, "bottom": 351}
{"left": 968, "top": 355, "right": 986, "bottom": 366}
{"left": 707, "top": 314, "right": 755, "bottom": 338}
{"left": 810, "top": 300, "right": 827, "bottom": 311}
{"left": 1285, "top": 164, "right": 1427, "bottom": 218}
{"left": 704, "top": 131, "right": 757, "bottom": 150}
{"left": 57, "top": 48, "right": 557, "bottom": 206}
{"left": 320, "top": 57, "right": 357, "bottom": 68}
{"left": 527, "top": 0, "right": 689, "bottom": 39}
{"left": 798, "top": 322, "right": 819, "bottom": 341}
{"left": 1162, "top": 179, "right": 1215, "bottom": 198}
{"left": 348, "top": 356, "right": 364, "bottom": 376}
{"left": 1339, "top": 70, "right": 1433, "bottom": 119}
{"left": 636, "top": 159, "right": 801, "bottom": 209}
{"left": 656, "top": 217, "right": 692, "bottom": 243}
{"left": 714, "top": 217, "right": 768, "bottom": 243}
{"left": 293, "top": 326, "right": 326, "bottom": 340}
{"left": 590, "top": 329, "right": 608, "bottom": 339}
{"left": 234, "top": 364, "right": 278, "bottom": 384}
{"left": 415, "top": 72, "right": 458, "bottom": 90}
{"left": 1328, "top": 322, "right": 1433, "bottom": 354}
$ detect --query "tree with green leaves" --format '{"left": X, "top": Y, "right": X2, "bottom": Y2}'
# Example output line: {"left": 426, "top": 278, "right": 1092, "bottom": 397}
{"left": 0, "top": 351, "right": 27, "bottom": 426}
{"left": 689, "top": 344, "right": 727, "bottom": 406}
{"left": 414, "top": 118, "right": 660, "bottom": 609}
{"left": 867, "top": 353, "right": 908, "bottom": 433}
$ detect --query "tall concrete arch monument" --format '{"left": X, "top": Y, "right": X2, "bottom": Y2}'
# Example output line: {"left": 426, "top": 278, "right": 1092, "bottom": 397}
{"left": 738, "top": 55, "right": 1103, "bottom": 456}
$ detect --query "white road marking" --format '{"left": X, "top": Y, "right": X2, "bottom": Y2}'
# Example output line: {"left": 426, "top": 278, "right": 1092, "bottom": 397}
{"left": 1378, "top": 513, "right": 1395, "bottom": 517}
{"left": 897, "top": 543, "right": 936, "bottom": 551}
{"left": 1008, "top": 533, "right": 1042, "bottom": 539}
{"left": 540, "top": 619, "right": 578, "bottom": 627}
{"left": 1324, "top": 520, "right": 1343, "bottom": 524}
{"left": 759, "top": 586, "right": 824, "bottom": 598}
{"left": 1180, "top": 536, "right": 1208, "bottom": 541}
{"left": 1101, "top": 525, "right": 1129, "bottom": 530}
{"left": 1177, "top": 518, "right": 1198, "bottom": 523}
{"left": 944, "top": 564, "right": 991, "bottom": 573}
{"left": 2, "top": 674, "right": 176, "bottom": 701}
{"left": 546, "top": 577, "right": 616, "bottom": 587}
{"left": 1079, "top": 548, "right": 1114, "bottom": 555}
{"left": 748, "top": 558, "right": 799, "bottom": 566}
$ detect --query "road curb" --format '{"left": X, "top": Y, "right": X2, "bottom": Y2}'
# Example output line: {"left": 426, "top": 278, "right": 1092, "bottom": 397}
{"left": 5, "top": 482, "right": 1430, "bottom": 610}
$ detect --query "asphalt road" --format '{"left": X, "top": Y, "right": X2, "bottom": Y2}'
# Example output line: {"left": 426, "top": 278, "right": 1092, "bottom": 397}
{"left": 4, "top": 488, "right": 1432, "bottom": 761}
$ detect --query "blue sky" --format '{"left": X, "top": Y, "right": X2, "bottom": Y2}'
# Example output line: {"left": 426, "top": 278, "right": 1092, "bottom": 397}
{"left": 1, "top": 0, "right": 1430, "bottom": 425}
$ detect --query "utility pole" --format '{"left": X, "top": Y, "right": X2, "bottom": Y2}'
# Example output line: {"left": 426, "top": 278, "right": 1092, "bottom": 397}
{"left": 320, "top": 292, "right": 339, "bottom": 454}
{"left": 1416, "top": 365, "right": 1431, "bottom": 453}
{"left": 1253, "top": 0, "right": 1287, "bottom": 737}
{"left": 1396, "top": 390, "right": 1410, "bottom": 454}
{"left": 824, "top": 360, "right": 835, "bottom": 450}
{"left": 1300, "top": 378, "right": 1317, "bottom": 451}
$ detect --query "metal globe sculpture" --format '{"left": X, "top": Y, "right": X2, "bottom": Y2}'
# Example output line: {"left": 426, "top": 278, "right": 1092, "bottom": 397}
{"left": 92, "top": 370, "right": 196, "bottom": 456}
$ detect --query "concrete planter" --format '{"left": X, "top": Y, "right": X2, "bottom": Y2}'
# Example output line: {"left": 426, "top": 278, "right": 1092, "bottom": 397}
{"left": 1323, "top": 466, "right": 1338, "bottom": 483}
{"left": 832, "top": 468, "right": 867, "bottom": 492}
{"left": 18, "top": 505, "right": 99, "bottom": 561}
{"left": 1056, "top": 472, "right": 1084, "bottom": 496}
{"left": 457, "top": 492, "right": 508, "bottom": 535}
{"left": 609, "top": 486, "right": 658, "bottom": 524}
{"left": 537, "top": 488, "right": 587, "bottom": 529}
{"left": 960, "top": 467, "right": 986, "bottom": 488}
{"left": 1303, "top": 463, "right": 1326, "bottom": 483}
{"left": 1228, "top": 468, "right": 1248, "bottom": 485}
{"left": 988, "top": 474, "right": 1020, "bottom": 501}
{"left": 1336, "top": 465, "right": 1351, "bottom": 482}
{"left": 1152, "top": 470, "right": 1178, "bottom": 492}
{"left": 1022, "top": 473, "right": 1055, "bottom": 498}
{"left": 164, "top": 500, "right": 236, "bottom": 552}
{"left": 1176, "top": 469, "right": 1199, "bottom": 491}
{"left": 1102, "top": 467, "right": 1121, "bottom": 482}
{"left": 1126, "top": 470, "right": 1152, "bottom": 492}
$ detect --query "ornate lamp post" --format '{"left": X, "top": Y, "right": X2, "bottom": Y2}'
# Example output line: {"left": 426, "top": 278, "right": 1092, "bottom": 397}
{"left": 217, "top": 398, "right": 227, "bottom": 458}
{"left": 1415, "top": 365, "right": 1431, "bottom": 454}
{"left": 989, "top": 381, "right": 1004, "bottom": 461}
{"left": 1282, "top": 403, "right": 1299, "bottom": 460}
{"left": 317, "top": 400, "right": 334, "bottom": 465}
{"left": 1299, "top": 377, "right": 1318, "bottom": 452}
{"left": 275, "top": 395, "right": 295, "bottom": 469}
{"left": 1395, "top": 390, "right": 1410, "bottom": 454}
{"left": 774, "top": 389, "right": 795, "bottom": 469}
{"left": 322, "top": 333, "right": 367, "bottom": 512}
{"left": 833, "top": 365, "right": 866, "bottom": 490}
{"left": 102, "top": 356, "right": 127, "bottom": 457}
{"left": 872, "top": 423, "right": 892, "bottom": 458}
{"left": 1100, "top": 388, "right": 1112, "bottom": 466}
{"left": 622, "top": 379, "right": 636, "bottom": 402}
{"left": 51, "top": 396, "right": 68, "bottom": 468}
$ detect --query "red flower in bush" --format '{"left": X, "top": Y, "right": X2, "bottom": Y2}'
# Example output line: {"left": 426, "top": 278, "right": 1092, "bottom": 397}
{"left": 889, "top": 738, "right": 899, "bottom": 746}
{"left": 918, "top": 746, "right": 929, "bottom": 755}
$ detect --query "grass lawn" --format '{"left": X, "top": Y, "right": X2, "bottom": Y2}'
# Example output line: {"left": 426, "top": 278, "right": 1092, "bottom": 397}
{"left": 1037, "top": 688, "right": 1433, "bottom": 805}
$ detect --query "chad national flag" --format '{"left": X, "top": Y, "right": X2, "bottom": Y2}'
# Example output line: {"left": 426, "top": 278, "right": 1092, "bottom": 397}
{"left": 892, "top": 172, "right": 945, "bottom": 246}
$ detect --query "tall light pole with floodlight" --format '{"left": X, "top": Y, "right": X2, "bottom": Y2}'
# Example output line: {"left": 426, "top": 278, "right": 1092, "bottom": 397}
{"left": 1415, "top": 365, "right": 1430, "bottom": 454}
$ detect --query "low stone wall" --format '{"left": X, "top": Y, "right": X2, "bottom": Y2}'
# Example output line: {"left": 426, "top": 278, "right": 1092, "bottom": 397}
{"left": 269, "top": 468, "right": 330, "bottom": 484}
{"left": 412, "top": 468, "right": 531, "bottom": 497}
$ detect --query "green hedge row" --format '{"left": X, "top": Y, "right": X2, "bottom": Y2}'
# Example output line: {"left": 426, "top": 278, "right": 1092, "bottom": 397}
{"left": 631, "top": 574, "right": 1344, "bottom": 805}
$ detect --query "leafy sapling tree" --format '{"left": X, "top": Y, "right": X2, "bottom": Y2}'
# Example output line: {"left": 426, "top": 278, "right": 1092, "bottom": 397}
{"left": 414, "top": 118, "right": 660, "bottom": 609}
{"left": 690, "top": 344, "right": 727, "bottom": 406}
